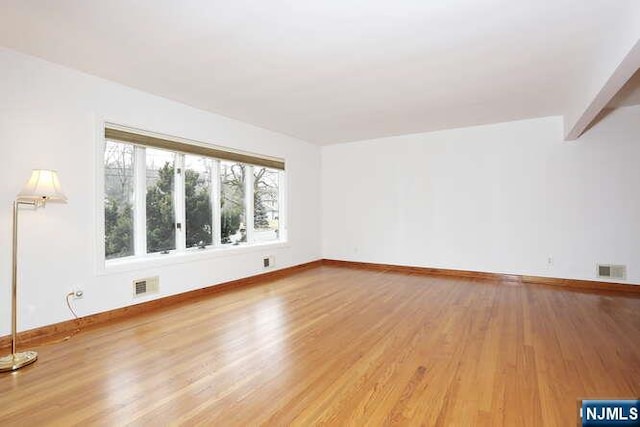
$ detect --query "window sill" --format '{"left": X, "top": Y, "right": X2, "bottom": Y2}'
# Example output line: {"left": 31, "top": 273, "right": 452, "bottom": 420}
{"left": 99, "top": 240, "right": 290, "bottom": 275}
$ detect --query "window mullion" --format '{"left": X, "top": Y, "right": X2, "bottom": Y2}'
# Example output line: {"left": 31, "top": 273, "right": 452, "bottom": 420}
{"left": 212, "top": 160, "right": 221, "bottom": 246}
{"left": 278, "top": 170, "right": 286, "bottom": 242}
{"left": 105, "top": 138, "right": 284, "bottom": 263}
{"left": 175, "top": 153, "right": 186, "bottom": 251}
{"left": 246, "top": 165, "right": 254, "bottom": 244}
{"left": 134, "top": 146, "right": 147, "bottom": 255}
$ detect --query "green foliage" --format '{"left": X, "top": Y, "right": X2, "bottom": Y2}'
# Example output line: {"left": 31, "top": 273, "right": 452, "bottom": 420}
{"left": 105, "top": 157, "right": 279, "bottom": 256}
{"left": 185, "top": 169, "right": 212, "bottom": 247}
{"left": 253, "top": 167, "right": 277, "bottom": 231}
{"left": 221, "top": 164, "right": 246, "bottom": 244}
{"left": 221, "top": 210, "right": 242, "bottom": 244}
{"left": 146, "top": 163, "right": 176, "bottom": 253}
{"left": 254, "top": 192, "right": 269, "bottom": 229}
{"left": 104, "top": 198, "right": 134, "bottom": 259}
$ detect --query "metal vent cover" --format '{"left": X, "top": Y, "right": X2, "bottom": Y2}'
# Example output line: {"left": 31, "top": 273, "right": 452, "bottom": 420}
{"left": 133, "top": 276, "right": 159, "bottom": 297}
{"left": 263, "top": 256, "right": 275, "bottom": 269}
{"left": 597, "top": 264, "right": 626, "bottom": 280}
{"left": 135, "top": 280, "right": 146, "bottom": 295}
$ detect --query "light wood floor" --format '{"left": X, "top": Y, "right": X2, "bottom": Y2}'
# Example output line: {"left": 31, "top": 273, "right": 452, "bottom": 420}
{"left": 1, "top": 265, "right": 639, "bottom": 426}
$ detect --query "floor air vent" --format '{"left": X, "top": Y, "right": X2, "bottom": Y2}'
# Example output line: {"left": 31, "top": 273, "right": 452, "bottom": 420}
{"left": 133, "top": 276, "right": 159, "bottom": 297}
{"left": 597, "top": 264, "right": 626, "bottom": 280}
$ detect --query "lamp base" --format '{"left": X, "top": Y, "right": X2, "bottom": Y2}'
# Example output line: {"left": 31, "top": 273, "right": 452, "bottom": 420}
{"left": 0, "top": 351, "right": 38, "bottom": 372}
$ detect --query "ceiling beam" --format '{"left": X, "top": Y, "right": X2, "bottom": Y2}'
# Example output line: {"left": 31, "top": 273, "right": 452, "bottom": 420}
{"left": 564, "top": 38, "right": 640, "bottom": 141}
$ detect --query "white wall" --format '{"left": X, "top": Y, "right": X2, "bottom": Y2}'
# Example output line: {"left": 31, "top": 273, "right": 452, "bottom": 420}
{"left": 322, "top": 107, "right": 640, "bottom": 284}
{"left": 3, "top": 46, "right": 638, "bottom": 337}
{"left": 0, "top": 48, "right": 322, "bottom": 335}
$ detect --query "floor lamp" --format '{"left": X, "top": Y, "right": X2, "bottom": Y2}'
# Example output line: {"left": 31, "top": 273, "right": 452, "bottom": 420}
{"left": 0, "top": 170, "right": 67, "bottom": 373}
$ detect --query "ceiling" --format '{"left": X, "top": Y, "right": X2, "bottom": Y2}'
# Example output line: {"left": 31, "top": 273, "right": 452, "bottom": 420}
{"left": 1, "top": 0, "right": 638, "bottom": 144}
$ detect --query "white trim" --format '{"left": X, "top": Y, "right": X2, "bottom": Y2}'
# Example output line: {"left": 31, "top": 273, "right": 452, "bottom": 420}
{"left": 175, "top": 153, "right": 186, "bottom": 251}
{"left": 101, "top": 241, "right": 290, "bottom": 275}
{"left": 94, "top": 117, "right": 106, "bottom": 275}
{"left": 96, "top": 119, "right": 289, "bottom": 275}
{"left": 246, "top": 165, "right": 255, "bottom": 244}
{"left": 134, "top": 146, "right": 147, "bottom": 255}
{"left": 212, "top": 159, "right": 221, "bottom": 246}
{"left": 279, "top": 169, "right": 288, "bottom": 242}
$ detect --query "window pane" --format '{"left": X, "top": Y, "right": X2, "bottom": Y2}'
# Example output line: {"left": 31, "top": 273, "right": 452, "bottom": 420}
{"left": 253, "top": 167, "right": 280, "bottom": 242}
{"left": 220, "top": 161, "right": 246, "bottom": 245}
{"left": 104, "top": 141, "right": 135, "bottom": 259}
{"left": 185, "top": 155, "right": 213, "bottom": 248}
{"left": 146, "top": 148, "right": 176, "bottom": 253}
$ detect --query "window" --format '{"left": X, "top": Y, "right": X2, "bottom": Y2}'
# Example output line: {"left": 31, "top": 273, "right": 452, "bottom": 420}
{"left": 220, "top": 161, "right": 247, "bottom": 245}
{"left": 146, "top": 148, "right": 176, "bottom": 254}
{"left": 253, "top": 167, "right": 280, "bottom": 242}
{"left": 104, "top": 141, "right": 135, "bottom": 259}
{"left": 103, "top": 126, "right": 285, "bottom": 262}
{"left": 184, "top": 155, "right": 214, "bottom": 248}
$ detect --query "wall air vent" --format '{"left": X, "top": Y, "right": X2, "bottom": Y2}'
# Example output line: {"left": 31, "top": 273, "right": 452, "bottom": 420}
{"left": 263, "top": 256, "right": 275, "bottom": 269}
{"left": 597, "top": 264, "right": 626, "bottom": 280}
{"left": 133, "top": 276, "right": 159, "bottom": 297}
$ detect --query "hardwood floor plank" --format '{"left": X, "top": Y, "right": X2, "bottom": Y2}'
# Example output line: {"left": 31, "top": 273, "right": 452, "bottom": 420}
{"left": 1, "top": 265, "right": 639, "bottom": 426}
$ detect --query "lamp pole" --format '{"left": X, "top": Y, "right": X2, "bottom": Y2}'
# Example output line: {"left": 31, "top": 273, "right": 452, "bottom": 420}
{"left": 11, "top": 200, "right": 18, "bottom": 357}
{"left": 1, "top": 169, "right": 66, "bottom": 373}
{"left": 1, "top": 200, "right": 39, "bottom": 372}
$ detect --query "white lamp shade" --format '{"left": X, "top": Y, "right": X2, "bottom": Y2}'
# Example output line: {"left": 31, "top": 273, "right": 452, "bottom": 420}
{"left": 17, "top": 169, "right": 67, "bottom": 202}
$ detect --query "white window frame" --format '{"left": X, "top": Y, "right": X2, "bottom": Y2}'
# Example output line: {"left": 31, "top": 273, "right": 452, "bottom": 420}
{"left": 134, "top": 146, "right": 147, "bottom": 255}
{"left": 95, "top": 121, "right": 288, "bottom": 275}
